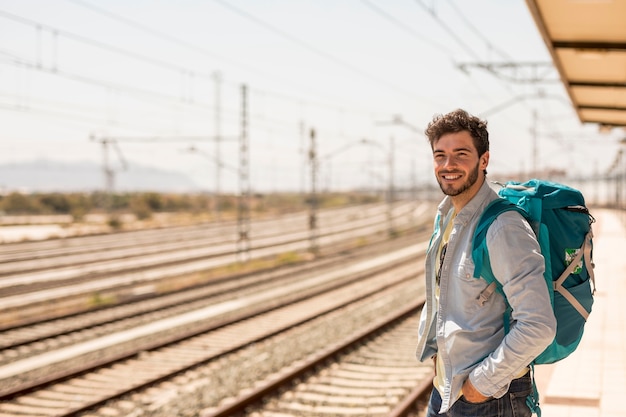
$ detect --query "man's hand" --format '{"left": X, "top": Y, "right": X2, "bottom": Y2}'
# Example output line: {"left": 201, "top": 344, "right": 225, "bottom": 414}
{"left": 462, "top": 378, "right": 490, "bottom": 403}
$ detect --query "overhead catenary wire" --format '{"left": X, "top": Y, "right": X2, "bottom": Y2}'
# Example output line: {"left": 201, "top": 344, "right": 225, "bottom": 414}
{"left": 359, "top": 1, "right": 511, "bottom": 128}
{"left": 0, "top": 1, "right": 599, "bottom": 191}
{"left": 0, "top": 51, "right": 334, "bottom": 136}
{"left": 211, "top": 0, "right": 431, "bottom": 102}
{"left": 360, "top": 0, "right": 453, "bottom": 55}
{"left": 413, "top": 0, "right": 482, "bottom": 62}
{"left": 0, "top": 5, "right": 422, "bottom": 125}
{"left": 411, "top": 1, "right": 534, "bottom": 99}
{"left": 64, "top": 1, "right": 427, "bottom": 118}
{"left": 65, "top": 0, "right": 267, "bottom": 81}
{"left": 0, "top": 9, "right": 216, "bottom": 82}
{"left": 444, "top": 0, "right": 513, "bottom": 62}
{"left": 2, "top": 1, "right": 547, "bottom": 144}
{"left": 0, "top": 49, "right": 218, "bottom": 110}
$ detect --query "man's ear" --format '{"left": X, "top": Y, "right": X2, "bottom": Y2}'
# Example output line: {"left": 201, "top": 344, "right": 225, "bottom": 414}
{"left": 480, "top": 151, "right": 490, "bottom": 170}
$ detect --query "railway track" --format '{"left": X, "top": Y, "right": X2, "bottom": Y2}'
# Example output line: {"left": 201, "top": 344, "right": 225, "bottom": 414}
{"left": 0, "top": 240, "right": 430, "bottom": 417}
{"left": 0, "top": 201, "right": 437, "bottom": 416}
{"left": 0, "top": 230, "right": 430, "bottom": 363}
{"left": 0, "top": 203, "right": 411, "bottom": 273}
{"left": 0, "top": 201, "right": 432, "bottom": 330}
{"left": 0, "top": 203, "right": 411, "bottom": 286}
{"left": 205, "top": 301, "right": 433, "bottom": 417}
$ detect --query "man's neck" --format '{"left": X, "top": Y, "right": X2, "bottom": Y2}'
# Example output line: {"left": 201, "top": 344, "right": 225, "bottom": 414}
{"left": 450, "top": 177, "right": 485, "bottom": 212}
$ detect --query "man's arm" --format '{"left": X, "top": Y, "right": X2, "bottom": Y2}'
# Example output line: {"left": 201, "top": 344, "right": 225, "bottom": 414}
{"left": 469, "top": 212, "right": 556, "bottom": 398}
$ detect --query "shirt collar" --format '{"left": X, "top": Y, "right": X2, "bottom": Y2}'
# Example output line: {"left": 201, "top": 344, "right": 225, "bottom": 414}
{"left": 438, "top": 179, "right": 498, "bottom": 226}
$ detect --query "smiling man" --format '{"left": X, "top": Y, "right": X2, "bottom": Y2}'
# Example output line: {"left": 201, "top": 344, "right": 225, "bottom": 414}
{"left": 415, "top": 109, "right": 556, "bottom": 416}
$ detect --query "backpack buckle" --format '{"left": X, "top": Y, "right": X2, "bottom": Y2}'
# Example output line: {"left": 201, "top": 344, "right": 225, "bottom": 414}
{"left": 477, "top": 282, "right": 498, "bottom": 306}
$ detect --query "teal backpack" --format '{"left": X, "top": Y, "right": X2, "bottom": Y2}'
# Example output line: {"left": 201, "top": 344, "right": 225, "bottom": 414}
{"left": 472, "top": 179, "right": 596, "bottom": 416}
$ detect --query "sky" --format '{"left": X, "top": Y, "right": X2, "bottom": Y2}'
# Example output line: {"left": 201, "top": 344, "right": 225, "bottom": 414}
{"left": 0, "top": 0, "right": 623, "bottom": 194}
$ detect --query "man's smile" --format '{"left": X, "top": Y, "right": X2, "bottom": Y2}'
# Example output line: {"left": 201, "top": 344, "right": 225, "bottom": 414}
{"left": 441, "top": 173, "right": 462, "bottom": 181}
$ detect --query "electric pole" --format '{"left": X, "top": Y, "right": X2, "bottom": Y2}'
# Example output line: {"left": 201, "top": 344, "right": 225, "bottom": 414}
{"left": 387, "top": 136, "right": 395, "bottom": 237}
{"left": 90, "top": 135, "right": 128, "bottom": 213}
{"left": 237, "top": 84, "right": 250, "bottom": 262}
{"left": 308, "top": 128, "right": 318, "bottom": 255}
{"left": 213, "top": 71, "right": 222, "bottom": 221}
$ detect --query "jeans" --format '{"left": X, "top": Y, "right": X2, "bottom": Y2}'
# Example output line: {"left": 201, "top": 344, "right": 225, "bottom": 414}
{"left": 426, "top": 372, "right": 533, "bottom": 417}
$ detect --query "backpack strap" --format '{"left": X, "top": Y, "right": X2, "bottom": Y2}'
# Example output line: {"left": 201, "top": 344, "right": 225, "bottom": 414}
{"left": 472, "top": 198, "right": 527, "bottom": 289}
{"left": 472, "top": 198, "right": 528, "bottom": 334}
{"left": 553, "top": 230, "right": 595, "bottom": 320}
{"left": 526, "top": 363, "right": 542, "bottom": 417}
{"left": 584, "top": 228, "right": 596, "bottom": 294}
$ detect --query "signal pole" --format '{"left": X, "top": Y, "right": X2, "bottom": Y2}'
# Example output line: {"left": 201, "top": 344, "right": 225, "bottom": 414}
{"left": 300, "top": 121, "right": 306, "bottom": 194}
{"left": 387, "top": 136, "right": 395, "bottom": 237}
{"left": 90, "top": 135, "right": 128, "bottom": 212}
{"left": 237, "top": 84, "right": 251, "bottom": 262}
{"left": 308, "top": 128, "right": 319, "bottom": 255}
{"left": 213, "top": 71, "right": 222, "bottom": 220}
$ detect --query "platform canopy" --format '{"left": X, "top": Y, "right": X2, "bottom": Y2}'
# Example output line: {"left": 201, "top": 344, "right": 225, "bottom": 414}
{"left": 526, "top": 0, "right": 626, "bottom": 128}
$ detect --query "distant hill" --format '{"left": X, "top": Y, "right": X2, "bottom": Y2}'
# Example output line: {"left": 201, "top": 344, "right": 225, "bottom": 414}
{"left": 0, "top": 160, "right": 201, "bottom": 193}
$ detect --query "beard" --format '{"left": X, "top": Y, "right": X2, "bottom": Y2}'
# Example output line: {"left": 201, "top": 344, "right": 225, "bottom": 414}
{"left": 437, "top": 161, "right": 480, "bottom": 197}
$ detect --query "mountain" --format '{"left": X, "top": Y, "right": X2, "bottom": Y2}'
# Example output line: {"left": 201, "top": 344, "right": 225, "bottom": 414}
{"left": 0, "top": 160, "right": 201, "bottom": 193}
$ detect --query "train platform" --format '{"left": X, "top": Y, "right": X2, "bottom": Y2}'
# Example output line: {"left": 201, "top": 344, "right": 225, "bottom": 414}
{"left": 533, "top": 208, "right": 625, "bottom": 417}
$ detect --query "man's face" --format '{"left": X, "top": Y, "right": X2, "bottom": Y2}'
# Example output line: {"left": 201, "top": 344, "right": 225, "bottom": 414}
{"left": 432, "top": 131, "right": 488, "bottom": 200}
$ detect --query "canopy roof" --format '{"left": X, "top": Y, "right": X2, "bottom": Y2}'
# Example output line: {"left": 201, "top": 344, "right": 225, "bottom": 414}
{"left": 526, "top": 0, "right": 626, "bottom": 128}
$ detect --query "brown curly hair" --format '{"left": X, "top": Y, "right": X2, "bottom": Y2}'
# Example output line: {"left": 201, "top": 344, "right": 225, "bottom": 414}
{"left": 424, "top": 108, "right": 489, "bottom": 157}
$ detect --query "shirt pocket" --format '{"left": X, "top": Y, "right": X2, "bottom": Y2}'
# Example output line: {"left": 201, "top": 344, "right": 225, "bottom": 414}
{"left": 452, "top": 256, "right": 491, "bottom": 315}
{"left": 456, "top": 254, "right": 479, "bottom": 284}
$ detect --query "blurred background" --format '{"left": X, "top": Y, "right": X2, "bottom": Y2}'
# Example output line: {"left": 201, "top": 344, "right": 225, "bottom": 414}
{"left": 0, "top": 0, "right": 624, "bottom": 231}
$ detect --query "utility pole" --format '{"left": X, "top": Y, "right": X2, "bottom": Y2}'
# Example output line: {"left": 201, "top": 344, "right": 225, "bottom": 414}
{"left": 102, "top": 139, "right": 113, "bottom": 207}
{"left": 411, "top": 159, "right": 417, "bottom": 200}
{"left": 387, "top": 136, "right": 395, "bottom": 237}
{"left": 237, "top": 84, "right": 250, "bottom": 262}
{"left": 375, "top": 114, "right": 421, "bottom": 202}
{"left": 213, "top": 71, "right": 222, "bottom": 221}
{"left": 308, "top": 128, "right": 319, "bottom": 255}
{"left": 90, "top": 135, "right": 128, "bottom": 212}
{"left": 300, "top": 121, "right": 306, "bottom": 194}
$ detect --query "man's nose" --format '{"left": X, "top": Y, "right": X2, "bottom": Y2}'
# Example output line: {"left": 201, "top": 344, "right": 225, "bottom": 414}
{"left": 442, "top": 156, "right": 457, "bottom": 168}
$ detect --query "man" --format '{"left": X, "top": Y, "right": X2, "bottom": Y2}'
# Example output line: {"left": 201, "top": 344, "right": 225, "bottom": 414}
{"left": 415, "top": 109, "right": 556, "bottom": 416}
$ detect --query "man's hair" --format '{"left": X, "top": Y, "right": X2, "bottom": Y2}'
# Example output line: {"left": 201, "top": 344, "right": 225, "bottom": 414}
{"left": 424, "top": 108, "right": 489, "bottom": 157}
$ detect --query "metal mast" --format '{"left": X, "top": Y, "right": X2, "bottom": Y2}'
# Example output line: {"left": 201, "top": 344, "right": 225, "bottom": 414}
{"left": 237, "top": 84, "right": 251, "bottom": 262}
{"left": 213, "top": 71, "right": 222, "bottom": 221}
{"left": 387, "top": 136, "right": 395, "bottom": 237}
{"left": 90, "top": 135, "right": 128, "bottom": 212}
{"left": 308, "top": 128, "right": 318, "bottom": 255}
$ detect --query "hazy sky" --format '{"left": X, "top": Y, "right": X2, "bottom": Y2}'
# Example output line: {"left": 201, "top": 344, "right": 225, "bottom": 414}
{"left": 0, "top": 0, "right": 622, "bottom": 193}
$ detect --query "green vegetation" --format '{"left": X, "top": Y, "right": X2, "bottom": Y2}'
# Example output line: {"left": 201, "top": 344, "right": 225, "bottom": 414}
{"left": 87, "top": 292, "right": 117, "bottom": 307}
{"left": 0, "top": 191, "right": 382, "bottom": 221}
{"left": 276, "top": 251, "right": 301, "bottom": 264}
